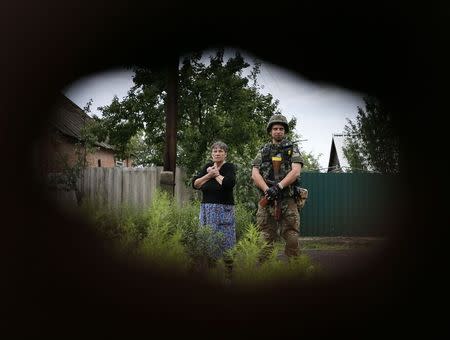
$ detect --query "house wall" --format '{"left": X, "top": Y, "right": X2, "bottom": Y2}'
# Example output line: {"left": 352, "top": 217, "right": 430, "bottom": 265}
{"left": 37, "top": 132, "right": 117, "bottom": 174}
{"left": 86, "top": 148, "right": 116, "bottom": 168}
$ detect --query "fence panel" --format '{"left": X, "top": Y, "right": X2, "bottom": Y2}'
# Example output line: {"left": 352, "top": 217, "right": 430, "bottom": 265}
{"left": 73, "top": 167, "right": 400, "bottom": 236}
{"left": 299, "top": 172, "right": 401, "bottom": 236}
{"left": 78, "top": 166, "right": 193, "bottom": 209}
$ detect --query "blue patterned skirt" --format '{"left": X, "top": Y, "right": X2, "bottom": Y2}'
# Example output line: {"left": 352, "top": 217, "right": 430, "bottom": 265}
{"left": 199, "top": 203, "right": 236, "bottom": 258}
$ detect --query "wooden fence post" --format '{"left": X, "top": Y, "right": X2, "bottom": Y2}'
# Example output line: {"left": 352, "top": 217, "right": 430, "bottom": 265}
{"left": 160, "top": 171, "right": 174, "bottom": 196}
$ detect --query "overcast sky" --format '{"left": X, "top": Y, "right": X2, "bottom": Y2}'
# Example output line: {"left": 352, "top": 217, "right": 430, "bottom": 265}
{"left": 63, "top": 50, "right": 365, "bottom": 170}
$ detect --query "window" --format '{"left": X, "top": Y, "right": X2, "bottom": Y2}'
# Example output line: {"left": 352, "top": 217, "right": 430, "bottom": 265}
{"left": 98, "top": 159, "right": 101, "bottom": 167}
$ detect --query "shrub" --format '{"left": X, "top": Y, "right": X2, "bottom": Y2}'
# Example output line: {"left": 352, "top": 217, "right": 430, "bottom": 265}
{"left": 80, "top": 190, "right": 319, "bottom": 285}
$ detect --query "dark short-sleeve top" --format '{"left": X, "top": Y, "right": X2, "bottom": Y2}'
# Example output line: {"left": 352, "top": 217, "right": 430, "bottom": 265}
{"left": 192, "top": 162, "right": 236, "bottom": 205}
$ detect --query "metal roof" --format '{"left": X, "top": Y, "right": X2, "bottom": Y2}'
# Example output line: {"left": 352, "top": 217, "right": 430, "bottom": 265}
{"left": 51, "top": 94, "right": 114, "bottom": 150}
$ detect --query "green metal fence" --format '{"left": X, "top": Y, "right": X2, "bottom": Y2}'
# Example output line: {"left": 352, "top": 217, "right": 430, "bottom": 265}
{"left": 298, "top": 172, "right": 401, "bottom": 236}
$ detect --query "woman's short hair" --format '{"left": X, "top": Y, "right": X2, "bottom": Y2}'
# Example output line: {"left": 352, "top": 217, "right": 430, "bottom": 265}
{"left": 211, "top": 141, "right": 228, "bottom": 152}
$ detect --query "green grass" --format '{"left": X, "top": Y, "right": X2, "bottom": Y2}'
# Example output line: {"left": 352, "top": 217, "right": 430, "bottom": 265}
{"left": 80, "top": 190, "right": 321, "bottom": 286}
{"left": 301, "top": 240, "right": 380, "bottom": 250}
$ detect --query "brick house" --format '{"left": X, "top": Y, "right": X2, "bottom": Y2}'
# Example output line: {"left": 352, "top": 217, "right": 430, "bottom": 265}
{"left": 37, "top": 93, "right": 132, "bottom": 175}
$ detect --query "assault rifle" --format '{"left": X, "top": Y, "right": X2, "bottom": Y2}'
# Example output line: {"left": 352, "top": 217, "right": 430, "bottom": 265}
{"left": 258, "top": 156, "right": 282, "bottom": 220}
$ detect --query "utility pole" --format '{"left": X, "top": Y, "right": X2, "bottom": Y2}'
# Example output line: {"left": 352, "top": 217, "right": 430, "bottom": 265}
{"left": 161, "top": 55, "right": 179, "bottom": 196}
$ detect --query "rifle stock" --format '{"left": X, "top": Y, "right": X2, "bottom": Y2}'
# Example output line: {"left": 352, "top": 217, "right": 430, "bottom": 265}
{"left": 259, "top": 178, "right": 276, "bottom": 207}
{"left": 258, "top": 176, "right": 282, "bottom": 221}
{"left": 259, "top": 196, "right": 269, "bottom": 207}
{"left": 272, "top": 156, "right": 282, "bottom": 220}
{"left": 258, "top": 155, "right": 282, "bottom": 217}
{"left": 259, "top": 195, "right": 281, "bottom": 220}
{"left": 259, "top": 196, "right": 269, "bottom": 208}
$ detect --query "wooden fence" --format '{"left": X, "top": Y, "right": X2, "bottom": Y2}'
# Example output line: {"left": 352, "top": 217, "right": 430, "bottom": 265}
{"left": 78, "top": 166, "right": 193, "bottom": 209}
{"left": 49, "top": 168, "right": 402, "bottom": 237}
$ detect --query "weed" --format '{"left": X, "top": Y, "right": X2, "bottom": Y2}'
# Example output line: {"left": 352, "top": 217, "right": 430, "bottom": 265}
{"left": 81, "top": 190, "right": 320, "bottom": 286}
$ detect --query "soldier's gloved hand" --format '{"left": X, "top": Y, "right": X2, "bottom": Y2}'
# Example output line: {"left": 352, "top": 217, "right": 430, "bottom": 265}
{"left": 265, "top": 185, "right": 281, "bottom": 200}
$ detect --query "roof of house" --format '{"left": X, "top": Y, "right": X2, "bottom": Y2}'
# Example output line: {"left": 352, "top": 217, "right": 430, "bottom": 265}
{"left": 327, "top": 133, "right": 350, "bottom": 172}
{"left": 51, "top": 94, "right": 114, "bottom": 150}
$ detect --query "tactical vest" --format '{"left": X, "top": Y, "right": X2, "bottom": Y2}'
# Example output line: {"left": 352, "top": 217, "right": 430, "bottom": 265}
{"left": 259, "top": 140, "right": 295, "bottom": 197}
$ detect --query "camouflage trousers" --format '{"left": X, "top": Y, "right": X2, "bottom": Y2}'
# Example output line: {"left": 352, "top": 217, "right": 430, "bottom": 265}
{"left": 256, "top": 197, "right": 300, "bottom": 261}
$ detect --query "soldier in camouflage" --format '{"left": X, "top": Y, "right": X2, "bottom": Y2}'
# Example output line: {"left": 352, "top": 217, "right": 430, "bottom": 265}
{"left": 251, "top": 114, "right": 304, "bottom": 261}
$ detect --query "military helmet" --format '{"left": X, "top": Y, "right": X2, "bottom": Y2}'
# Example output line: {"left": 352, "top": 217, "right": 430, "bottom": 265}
{"left": 266, "top": 114, "right": 289, "bottom": 133}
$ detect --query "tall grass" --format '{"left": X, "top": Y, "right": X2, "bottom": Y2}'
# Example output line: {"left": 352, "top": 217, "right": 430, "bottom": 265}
{"left": 215, "top": 224, "right": 317, "bottom": 286}
{"left": 80, "top": 190, "right": 319, "bottom": 285}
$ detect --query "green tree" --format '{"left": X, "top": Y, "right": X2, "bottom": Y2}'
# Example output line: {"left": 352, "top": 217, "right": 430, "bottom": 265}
{"left": 342, "top": 135, "right": 368, "bottom": 172}
{"left": 95, "top": 49, "right": 320, "bottom": 207}
{"left": 343, "top": 95, "right": 400, "bottom": 173}
{"left": 299, "top": 148, "right": 322, "bottom": 172}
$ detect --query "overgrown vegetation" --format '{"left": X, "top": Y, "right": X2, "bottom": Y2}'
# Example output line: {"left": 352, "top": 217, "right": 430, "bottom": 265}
{"left": 80, "top": 190, "right": 319, "bottom": 286}
{"left": 48, "top": 99, "right": 100, "bottom": 204}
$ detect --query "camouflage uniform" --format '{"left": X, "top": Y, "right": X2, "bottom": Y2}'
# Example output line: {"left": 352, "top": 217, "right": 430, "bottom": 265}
{"left": 252, "top": 139, "right": 304, "bottom": 259}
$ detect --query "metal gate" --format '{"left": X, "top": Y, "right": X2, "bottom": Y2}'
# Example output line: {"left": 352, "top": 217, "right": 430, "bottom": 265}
{"left": 299, "top": 172, "right": 401, "bottom": 236}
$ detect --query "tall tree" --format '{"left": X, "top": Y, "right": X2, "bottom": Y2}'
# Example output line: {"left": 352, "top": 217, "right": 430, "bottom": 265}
{"left": 95, "top": 49, "right": 320, "bottom": 207}
{"left": 343, "top": 95, "right": 400, "bottom": 173}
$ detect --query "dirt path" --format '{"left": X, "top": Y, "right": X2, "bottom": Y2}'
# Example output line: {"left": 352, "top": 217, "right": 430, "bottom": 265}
{"left": 303, "top": 246, "right": 386, "bottom": 277}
